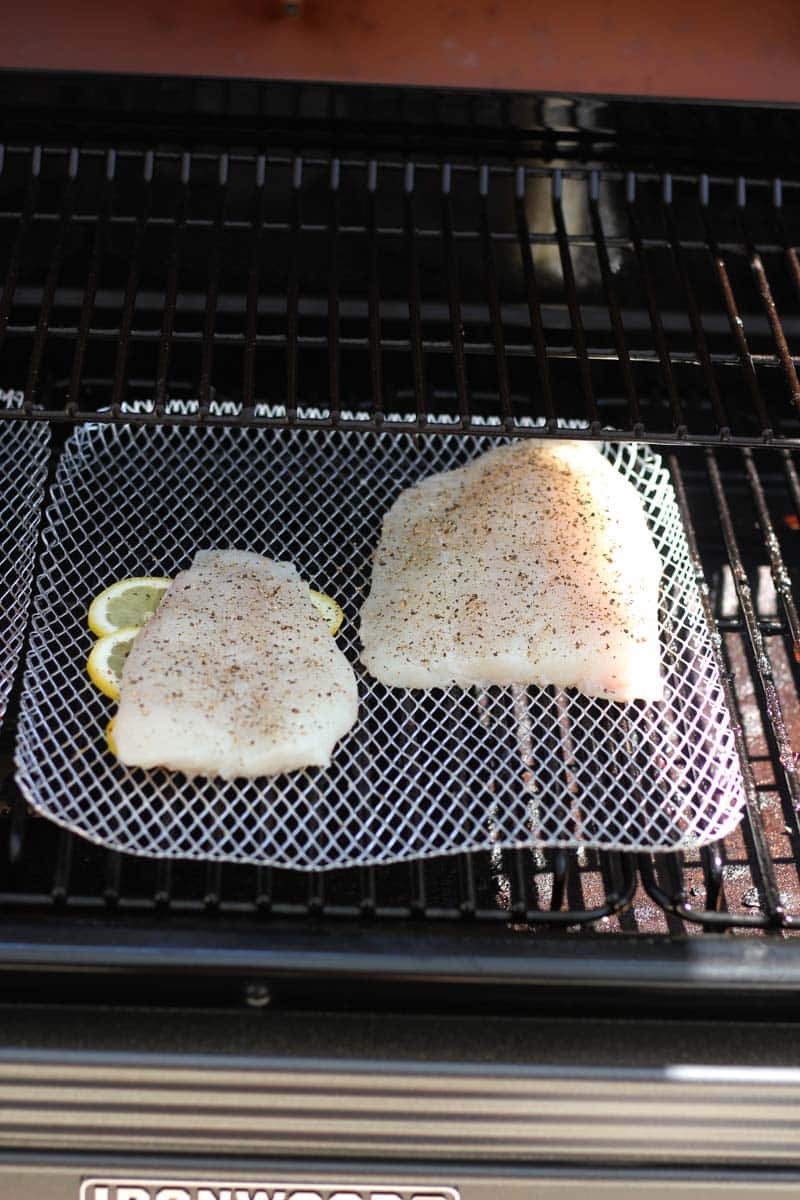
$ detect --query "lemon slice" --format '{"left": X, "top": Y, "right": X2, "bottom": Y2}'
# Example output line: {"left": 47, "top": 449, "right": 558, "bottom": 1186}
{"left": 88, "top": 576, "right": 172, "bottom": 637}
{"left": 86, "top": 627, "right": 139, "bottom": 700}
{"left": 105, "top": 716, "right": 118, "bottom": 757}
{"left": 308, "top": 588, "right": 344, "bottom": 635}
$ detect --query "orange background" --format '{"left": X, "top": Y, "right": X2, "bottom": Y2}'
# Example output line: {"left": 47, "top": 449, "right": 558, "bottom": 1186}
{"left": 1, "top": 0, "right": 800, "bottom": 103}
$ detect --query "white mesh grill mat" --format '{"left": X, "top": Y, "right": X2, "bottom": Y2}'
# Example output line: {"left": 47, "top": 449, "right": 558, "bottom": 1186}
{"left": 0, "top": 406, "right": 49, "bottom": 730}
{"left": 14, "top": 416, "right": 746, "bottom": 867}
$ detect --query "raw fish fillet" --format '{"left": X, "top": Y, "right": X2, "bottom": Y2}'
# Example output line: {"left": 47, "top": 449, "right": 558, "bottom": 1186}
{"left": 359, "top": 440, "right": 663, "bottom": 702}
{"left": 115, "top": 550, "right": 358, "bottom": 778}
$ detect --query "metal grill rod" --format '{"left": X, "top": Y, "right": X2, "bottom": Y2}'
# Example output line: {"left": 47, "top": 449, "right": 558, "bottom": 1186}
{"left": 550, "top": 169, "right": 597, "bottom": 428}
{"left": 624, "top": 172, "right": 685, "bottom": 434}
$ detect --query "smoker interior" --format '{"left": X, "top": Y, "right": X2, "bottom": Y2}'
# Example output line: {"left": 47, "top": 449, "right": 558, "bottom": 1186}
{"left": 1, "top": 76, "right": 800, "bottom": 1008}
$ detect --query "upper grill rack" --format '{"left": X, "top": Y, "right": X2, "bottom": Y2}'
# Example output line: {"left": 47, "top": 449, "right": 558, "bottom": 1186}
{"left": 0, "top": 143, "right": 799, "bottom": 444}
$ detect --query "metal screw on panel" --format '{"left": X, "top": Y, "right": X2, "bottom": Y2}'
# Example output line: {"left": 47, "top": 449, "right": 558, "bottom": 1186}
{"left": 245, "top": 982, "right": 272, "bottom": 1008}
{"left": 283, "top": 0, "right": 303, "bottom": 14}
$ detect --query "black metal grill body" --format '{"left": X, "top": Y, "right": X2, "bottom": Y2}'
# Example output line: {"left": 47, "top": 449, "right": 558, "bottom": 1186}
{"left": 2, "top": 72, "right": 800, "bottom": 1195}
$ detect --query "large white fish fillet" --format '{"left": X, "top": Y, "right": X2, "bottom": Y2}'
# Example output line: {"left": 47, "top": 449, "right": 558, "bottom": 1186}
{"left": 114, "top": 549, "right": 358, "bottom": 778}
{"left": 359, "top": 440, "right": 663, "bottom": 702}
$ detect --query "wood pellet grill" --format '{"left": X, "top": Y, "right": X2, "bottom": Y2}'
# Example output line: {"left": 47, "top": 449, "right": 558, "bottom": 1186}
{"left": 1, "top": 72, "right": 800, "bottom": 1199}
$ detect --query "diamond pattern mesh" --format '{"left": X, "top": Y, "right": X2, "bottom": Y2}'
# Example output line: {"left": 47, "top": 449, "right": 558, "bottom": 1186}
{"left": 14, "top": 407, "right": 746, "bottom": 867}
{"left": 0, "top": 396, "right": 49, "bottom": 730}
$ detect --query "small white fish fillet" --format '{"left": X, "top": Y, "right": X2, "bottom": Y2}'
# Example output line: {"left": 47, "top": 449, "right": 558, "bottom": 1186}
{"left": 359, "top": 440, "right": 663, "bottom": 702}
{"left": 114, "top": 549, "right": 358, "bottom": 778}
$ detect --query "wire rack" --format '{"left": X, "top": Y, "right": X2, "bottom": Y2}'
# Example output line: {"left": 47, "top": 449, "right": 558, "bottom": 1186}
{"left": 14, "top": 409, "right": 744, "bottom": 869}
{"left": 0, "top": 391, "right": 48, "bottom": 728}
{"left": 1, "top": 141, "right": 800, "bottom": 445}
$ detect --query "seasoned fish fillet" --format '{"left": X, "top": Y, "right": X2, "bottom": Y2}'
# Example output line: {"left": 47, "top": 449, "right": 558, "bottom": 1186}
{"left": 114, "top": 550, "right": 358, "bottom": 778}
{"left": 359, "top": 440, "right": 663, "bottom": 702}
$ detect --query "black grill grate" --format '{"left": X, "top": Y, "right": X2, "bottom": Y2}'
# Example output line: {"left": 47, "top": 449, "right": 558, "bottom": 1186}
{"left": 1, "top": 144, "right": 800, "bottom": 442}
{"left": 1, "top": 446, "right": 798, "bottom": 933}
{"left": 0, "top": 107, "right": 800, "bottom": 939}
